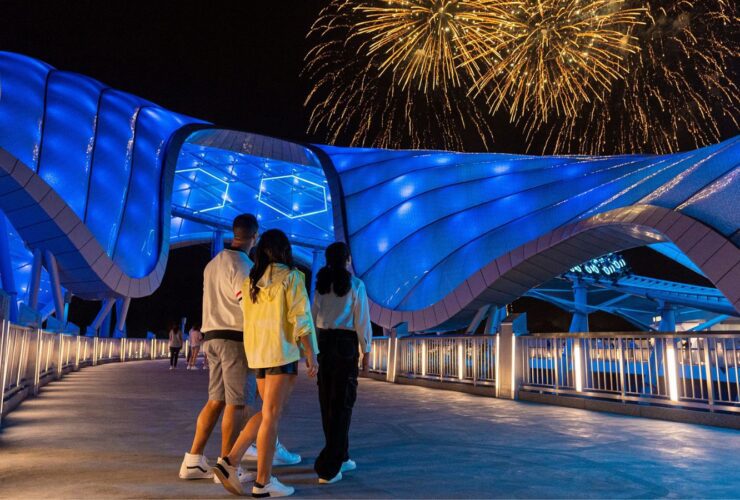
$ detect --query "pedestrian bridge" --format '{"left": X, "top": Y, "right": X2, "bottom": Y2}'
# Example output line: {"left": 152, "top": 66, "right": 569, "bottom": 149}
{"left": 1, "top": 333, "right": 739, "bottom": 498}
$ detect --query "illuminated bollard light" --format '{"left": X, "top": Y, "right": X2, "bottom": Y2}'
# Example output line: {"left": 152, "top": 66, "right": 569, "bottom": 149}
{"left": 665, "top": 339, "right": 680, "bottom": 402}
{"left": 574, "top": 339, "right": 583, "bottom": 392}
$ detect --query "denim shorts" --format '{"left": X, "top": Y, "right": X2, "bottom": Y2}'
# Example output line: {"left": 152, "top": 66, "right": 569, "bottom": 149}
{"left": 255, "top": 361, "right": 299, "bottom": 379}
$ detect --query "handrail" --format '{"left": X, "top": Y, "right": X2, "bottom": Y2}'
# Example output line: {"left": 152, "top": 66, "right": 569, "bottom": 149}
{"left": 369, "top": 330, "right": 740, "bottom": 416}
{"left": 525, "top": 331, "right": 740, "bottom": 340}
{"left": 0, "top": 320, "right": 172, "bottom": 426}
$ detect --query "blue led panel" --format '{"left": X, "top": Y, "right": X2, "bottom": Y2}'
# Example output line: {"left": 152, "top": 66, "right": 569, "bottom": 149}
{"left": 84, "top": 90, "right": 142, "bottom": 255}
{"left": 0, "top": 52, "right": 51, "bottom": 170}
{"left": 38, "top": 71, "right": 105, "bottom": 218}
{"left": 114, "top": 107, "right": 190, "bottom": 278}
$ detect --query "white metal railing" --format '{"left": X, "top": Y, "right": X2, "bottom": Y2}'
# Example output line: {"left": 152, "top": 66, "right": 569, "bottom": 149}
{"left": 369, "top": 337, "right": 390, "bottom": 374}
{"left": 390, "top": 335, "right": 496, "bottom": 386}
{"left": 0, "top": 320, "right": 171, "bottom": 425}
{"left": 370, "top": 331, "right": 740, "bottom": 414}
{"left": 520, "top": 332, "right": 740, "bottom": 413}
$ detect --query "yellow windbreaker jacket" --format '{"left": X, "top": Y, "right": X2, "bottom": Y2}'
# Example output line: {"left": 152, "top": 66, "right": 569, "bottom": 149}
{"left": 241, "top": 263, "right": 318, "bottom": 368}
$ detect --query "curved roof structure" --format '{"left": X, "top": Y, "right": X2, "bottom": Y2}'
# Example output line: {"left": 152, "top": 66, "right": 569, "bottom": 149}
{"left": 313, "top": 140, "right": 739, "bottom": 330}
{"left": 0, "top": 51, "right": 737, "bottom": 331}
{"left": 0, "top": 52, "right": 201, "bottom": 299}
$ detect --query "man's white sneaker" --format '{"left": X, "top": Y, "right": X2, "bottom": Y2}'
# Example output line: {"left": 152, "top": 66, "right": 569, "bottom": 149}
{"left": 212, "top": 457, "right": 244, "bottom": 496}
{"left": 252, "top": 476, "right": 294, "bottom": 498}
{"left": 178, "top": 452, "right": 213, "bottom": 479}
{"left": 244, "top": 442, "right": 302, "bottom": 466}
{"left": 274, "top": 442, "right": 301, "bottom": 465}
{"left": 340, "top": 459, "right": 356, "bottom": 473}
{"left": 214, "top": 464, "right": 256, "bottom": 485}
{"left": 318, "top": 472, "right": 342, "bottom": 484}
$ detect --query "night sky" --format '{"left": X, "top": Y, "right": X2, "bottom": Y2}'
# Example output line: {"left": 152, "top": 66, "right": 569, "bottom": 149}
{"left": 1, "top": 1, "right": 718, "bottom": 335}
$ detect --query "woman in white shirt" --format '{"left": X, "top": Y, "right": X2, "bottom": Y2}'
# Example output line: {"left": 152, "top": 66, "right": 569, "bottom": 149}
{"left": 311, "top": 242, "right": 372, "bottom": 484}
{"left": 186, "top": 323, "right": 203, "bottom": 370}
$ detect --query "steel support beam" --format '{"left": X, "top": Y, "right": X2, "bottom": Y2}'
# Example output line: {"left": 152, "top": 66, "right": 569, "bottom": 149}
{"left": 90, "top": 298, "right": 116, "bottom": 334}
{"left": 114, "top": 297, "right": 131, "bottom": 338}
{"left": 43, "top": 250, "right": 65, "bottom": 324}
{"left": 28, "top": 249, "right": 42, "bottom": 310}
{"left": 569, "top": 278, "right": 589, "bottom": 333}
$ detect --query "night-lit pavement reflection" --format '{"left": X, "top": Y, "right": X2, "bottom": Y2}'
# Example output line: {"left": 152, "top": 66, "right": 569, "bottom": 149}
{"left": 0, "top": 360, "right": 738, "bottom": 498}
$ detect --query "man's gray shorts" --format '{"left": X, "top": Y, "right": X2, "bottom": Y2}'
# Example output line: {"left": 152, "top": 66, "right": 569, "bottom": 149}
{"left": 203, "top": 339, "right": 256, "bottom": 407}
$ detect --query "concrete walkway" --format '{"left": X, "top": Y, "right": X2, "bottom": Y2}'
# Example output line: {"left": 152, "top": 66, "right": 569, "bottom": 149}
{"left": 1, "top": 359, "right": 739, "bottom": 499}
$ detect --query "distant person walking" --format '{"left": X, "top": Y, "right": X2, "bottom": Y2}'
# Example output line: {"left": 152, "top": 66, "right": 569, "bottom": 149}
{"left": 187, "top": 323, "right": 203, "bottom": 370}
{"left": 214, "top": 229, "right": 318, "bottom": 498}
{"left": 311, "top": 242, "right": 372, "bottom": 484}
{"left": 168, "top": 322, "right": 184, "bottom": 370}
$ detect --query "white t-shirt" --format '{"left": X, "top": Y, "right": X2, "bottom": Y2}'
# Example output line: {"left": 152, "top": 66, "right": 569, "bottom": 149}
{"left": 311, "top": 275, "right": 373, "bottom": 353}
{"left": 201, "top": 249, "right": 253, "bottom": 333}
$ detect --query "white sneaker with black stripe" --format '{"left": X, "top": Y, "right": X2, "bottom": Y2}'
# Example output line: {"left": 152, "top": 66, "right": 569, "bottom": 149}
{"left": 214, "top": 464, "right": 256, "bottom": 485}
{"left": 178, "top": 452, "right": 213, "bottom": 479}
{"left": 252, "top": 476, "right": 294, "bottom": 498}
{"left": 212, "top": 457, "right": 244, "bottom": 496}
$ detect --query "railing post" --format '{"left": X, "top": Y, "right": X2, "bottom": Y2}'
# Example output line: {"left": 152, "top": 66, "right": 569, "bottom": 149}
{"left": 386, "top": 323, "right": 407, "bottom": 383}
{"left": 618, "top": 338, "right": 626, "bottom": 402}
{"left": 552, "top": 337, "right": 560, "bottom": 394}
{"left": 702, "top": 336, "right": 714, "bottom": 411}
{"left": 496, "top": 320, "right": 521, "bottom": 399}
{"left": 665, "top": 336, "right": 680, "bottom": 402}
{"left": 472, "top": 339, "right": 478, "bottom": 386}
{"left": 573, "top": 338, "right": 584, "bottom": 392}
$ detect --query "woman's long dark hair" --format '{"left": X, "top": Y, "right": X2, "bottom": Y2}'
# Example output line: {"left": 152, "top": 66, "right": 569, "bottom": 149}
{"left": 316, "top": 242, "right": 351, "bottom": 297}
{"left": 249, "top": 229, "right": 294, "bottom": 303}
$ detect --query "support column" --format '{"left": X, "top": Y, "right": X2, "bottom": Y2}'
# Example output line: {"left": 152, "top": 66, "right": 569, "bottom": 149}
{"left": 211, "top": 230, "right": 224, "bottom": 258}
{"left": 0, "top": 213, "right": 19, "bottom": 322}
{"left": 385, "top": 322, "right": 407, "bottom": 383}
{"left": 496, "top": 319, "right": 521, "bottom": 399}
{"left": 465, "top": 304, "right": 491, "bottom": 335}
{"left": 114, "top": 297, "right": 131, "bottom": 338}
{"left": 28, "top": 249, "right": 42, "bottom": 310}
{"left": 484, "top": 305, "right": 506, "bottom": 335}
{"left": 100, "top": 306, "right": 113, "bottom": 338}
{"left": 43, "top": 250, "right": 65, "bottom": 325}
{"left": 63, "top": 289, "right": 72, "bottom": 324}
{"left": 658, "top": 301, "right": 676, "bottom": 332}
{"left": 569, "top": 278, "right": 589, "bottom": 333}
{"left": 89, "top": 298, "right": 116, "bottom": 336}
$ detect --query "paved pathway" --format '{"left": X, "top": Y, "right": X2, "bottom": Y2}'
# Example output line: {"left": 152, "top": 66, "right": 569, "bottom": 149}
{"left": 1, "top": 359, "right": 739, "bottom": 498}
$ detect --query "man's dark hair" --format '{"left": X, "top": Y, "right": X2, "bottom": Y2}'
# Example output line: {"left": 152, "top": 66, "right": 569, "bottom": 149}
{"left": 233, "top": 214, "right": 258, "bottom": 240}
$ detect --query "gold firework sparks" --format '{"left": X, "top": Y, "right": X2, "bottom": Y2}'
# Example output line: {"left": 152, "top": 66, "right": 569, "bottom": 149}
{"left": 534, "top": 0, "right": 739, "bottom": 155}
{"left": 354, "top": 0, "right": 517, "bottom": 92}
{"left": 303, "top": 0, "right": 496, "bottom": 150}
{"left": 468, "top": 0, "right": 645, "bottom": 124}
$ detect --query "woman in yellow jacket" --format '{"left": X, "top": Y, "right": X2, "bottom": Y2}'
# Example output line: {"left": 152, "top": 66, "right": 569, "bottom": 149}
{"left": 214, "top": 229, "right": 318, "bottom": 498}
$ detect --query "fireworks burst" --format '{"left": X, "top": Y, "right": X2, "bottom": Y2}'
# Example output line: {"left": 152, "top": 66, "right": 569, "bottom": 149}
{"left": 304, "top": 0, "right": 739, "bottom": 155}
{"left": 468, "top": 0, "right": 645, "bottom": 124}
{"left": 354, "top": 0, "right": 516, "bottom": 91}
{"left": 303, "top": 0, "right": 497, "bottom": 150}
{"left": 536, "top": 0, "right": 740, "bottom": 155}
